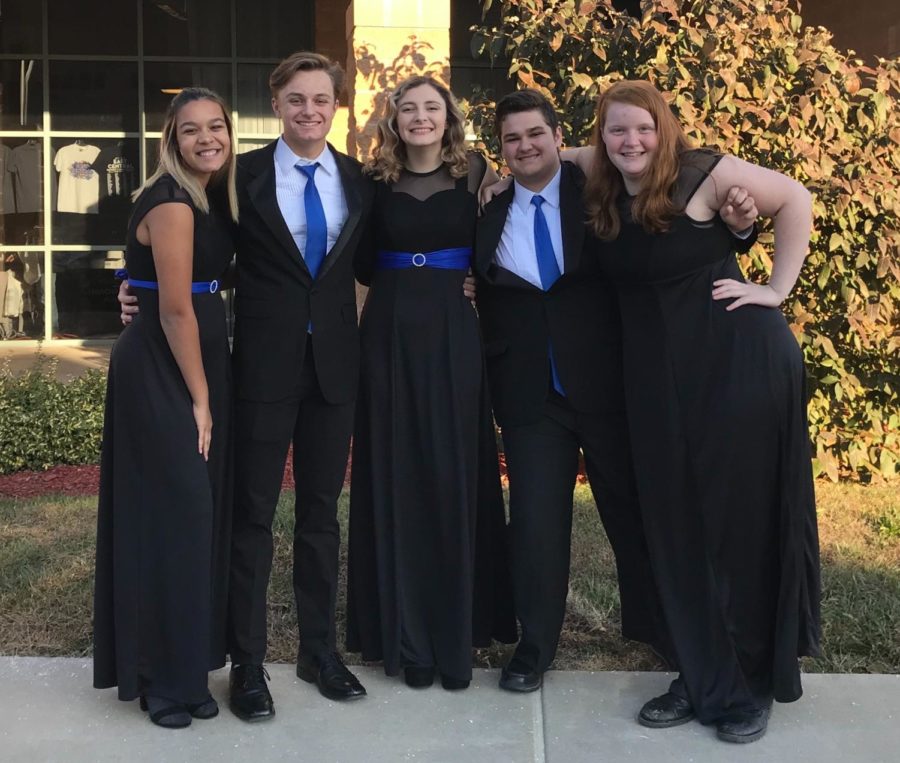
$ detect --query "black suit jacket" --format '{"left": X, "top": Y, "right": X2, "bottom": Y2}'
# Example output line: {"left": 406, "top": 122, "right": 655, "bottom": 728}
{"left": 230, "top": 141, "right": 374, "bottom": 404}
{"left": 475, "top": 163, "right": 624, "bottom": 428}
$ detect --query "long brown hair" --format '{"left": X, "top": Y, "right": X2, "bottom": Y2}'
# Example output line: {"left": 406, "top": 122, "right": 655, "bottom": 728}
{"left": 585, "top": 80, "right": 690, "bottom": 240}
{"left": 366, "top": 76, "right": 469, "bottom": 183}
{"left": 134, "top": 87, "right": 239, "bottom": 222}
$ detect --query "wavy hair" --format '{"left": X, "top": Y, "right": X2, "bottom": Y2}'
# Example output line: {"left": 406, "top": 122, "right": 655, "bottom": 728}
{"left": 134, "top": 87, "right": 239, "bottom": 223}
{"left": 366, "top": 76, "right": 469, "bottom": 183}
{"left": 585, "top": 80, "right": 690, "bottom": 240}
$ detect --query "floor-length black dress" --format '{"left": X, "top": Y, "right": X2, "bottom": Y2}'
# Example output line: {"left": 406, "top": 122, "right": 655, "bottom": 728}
{"left": 596, "top": 150, "right": 821, "bottom": 723}
{"left": 346, "top": 158, "right": 516, "bottom": 682}
{"left": 93, "top": 174, "right": 234, "bottom": 704}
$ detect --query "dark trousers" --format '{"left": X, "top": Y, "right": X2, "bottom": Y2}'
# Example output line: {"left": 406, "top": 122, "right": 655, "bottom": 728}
{"left": 228, "top": 343, "right": 354, "bottom": 664}
{"left": 501, "top": 392, "right": 668, "bottom": 673}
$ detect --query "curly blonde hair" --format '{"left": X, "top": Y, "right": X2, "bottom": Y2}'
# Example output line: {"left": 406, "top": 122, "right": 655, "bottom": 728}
{"left": 366, "top": 76, "right": 469, "bottom": 183}
{"left": 585, "top": 80, "right": 690, "bottom": 240}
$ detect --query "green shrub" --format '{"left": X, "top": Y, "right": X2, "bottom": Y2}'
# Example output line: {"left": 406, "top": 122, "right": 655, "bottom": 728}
{"left": 470, "top": 0, "right": 899, "bottom": 481}
{"left": 0, "top": 352, "right": 106, "bottom": 474}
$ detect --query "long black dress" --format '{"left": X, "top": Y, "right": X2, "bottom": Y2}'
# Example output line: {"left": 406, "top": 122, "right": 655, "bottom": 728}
{"left": 93, "top": 174, "right": 234, "bottom": 704}
{"left": 595, "top": 150, "right": 821, "bottom": 722}
{"left": 346, "top": 157, "right": 516, "bottom": 682}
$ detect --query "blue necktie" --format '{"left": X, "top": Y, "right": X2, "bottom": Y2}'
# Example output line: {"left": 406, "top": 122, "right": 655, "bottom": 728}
{"left": 532, "top": 194, "right": 565, "bottom": 396}
{"left": 297, "top": 162, "right": 327, "bottom": 279}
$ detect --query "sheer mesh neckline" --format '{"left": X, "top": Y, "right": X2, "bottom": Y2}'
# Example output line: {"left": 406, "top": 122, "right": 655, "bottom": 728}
{"left": 390, "top": 164, "right": 459, "bottom": 201}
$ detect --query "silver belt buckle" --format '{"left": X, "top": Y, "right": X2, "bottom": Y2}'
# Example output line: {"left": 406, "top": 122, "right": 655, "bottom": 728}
{"left": 412, "top": 252, "right": 426, "bottom": 267}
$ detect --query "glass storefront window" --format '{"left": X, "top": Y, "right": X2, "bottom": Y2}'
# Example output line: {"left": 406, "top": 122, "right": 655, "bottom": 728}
{"left": 235, "top": 0, "right": 312, "bottom": 58}
{"left": 236, "top": 64, "right": 280, "bottom": 136}
{"left": 0, "top": 0, "right": 43, "bottom": 55}
{"left": 0, "top": 138, "right": 44, "bottom": 246}
{"left": 144, "top": 63, "right": 232, "bottom": 132}
{"left": 48, "top": 0, "right": 137, "bottom": 56}
{"left": 0, "top": 60, "right": 43, "bottom": 131}
{"left": 50, "top": 138, "right": 139, "bottom": 246}
{"left": 49, "top": 61, "right": 139, "bottom": 132}
{"left": 142, "top": 0, "right": 231, "bottom": 58}
{"left": 1, "top": 252, "right": 44, "bottom": 340}
{"left": 52, "top": 251, "right": 124, "bottom": 339}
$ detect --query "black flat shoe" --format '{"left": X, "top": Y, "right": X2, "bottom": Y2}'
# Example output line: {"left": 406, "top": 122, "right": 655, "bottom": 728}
{"left": 140, "top": 695, "right": 192, "bottom": 729}
{"left": 716, "top": 705, "right": 770, "bottom": 744}
{"left": 637, "top": 692, "right": 695, "bottom": 728}
{"left": 403, "top": 666, "right": 435, "bottom": 688}
{"left": 440, "top": 674, "right": 470, "bottom": 691}
{"left": 297, "top": 652, "right": 367, "bottom": 701}
{"left": 229, "top": 664, "right": 275, "bottom": 722}
{"left": 187, "top": 693, "right": 219, "bottom": 719}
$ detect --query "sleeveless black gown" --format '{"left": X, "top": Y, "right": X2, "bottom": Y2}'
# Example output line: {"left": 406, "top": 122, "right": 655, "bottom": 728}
{"left": 594, "top": 150, "right": 821, "bottom": 722}
{"left": 347, "top": 158, "right": 516, "bottom": 682}
{"left": 93, "top": 174, "right": 234, "bottom": 704}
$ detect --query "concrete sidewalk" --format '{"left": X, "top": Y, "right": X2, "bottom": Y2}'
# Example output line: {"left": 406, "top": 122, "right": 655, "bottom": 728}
{"left": 0, "top": 659, "right": 896, "bottom": 762}
{"left": 0, "top": 344, "right": 112, "bottom": 381}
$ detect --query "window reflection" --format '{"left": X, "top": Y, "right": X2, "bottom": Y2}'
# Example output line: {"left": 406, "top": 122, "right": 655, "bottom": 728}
{"left": 235, "top": 0, "right": 313, "bottom": 58}
{"left": 1, "top": 252, "right": 44, "bottom": 340}
{"left": 0, "top": 0, "right": 43, "bottom": 54}
{"left": 0, "top": 60, "right": 43, "bottom": 131}
{"left": 143, "top": 0, "right": 231, "bottom": 57}
{"left": 49, "top": 62, "right": 139, "bottom": 132}
{"left": 48, "top": 0, "right": 137, "bottom": 55}
{"left": 52, "top": 251, "right": 125, "bottom": 339}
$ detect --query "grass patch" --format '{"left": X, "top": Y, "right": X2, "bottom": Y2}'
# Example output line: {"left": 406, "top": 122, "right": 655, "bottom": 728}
{"left": 1, "top": 482, "right": 897, "bottom": 673}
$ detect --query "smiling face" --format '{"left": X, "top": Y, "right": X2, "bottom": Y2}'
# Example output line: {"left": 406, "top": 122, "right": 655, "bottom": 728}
{"left": 395, "top": 83, "right": 447, "bottom": 150}
{"left": 272, "top": 69, "right": 338, "bottom": 158}
{"left": 499, "top": 109, "right": 562, "bottom": 191}
{"left": 175, "top": 98, "right": 230, "bottom": 185}
{"left": 600, "top": 101, "right": 659, "bottom": 191}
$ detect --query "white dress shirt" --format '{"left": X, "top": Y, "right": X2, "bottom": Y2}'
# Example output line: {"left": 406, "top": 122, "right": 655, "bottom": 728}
{"left": 273, "top": 137, "right": 349, "bottom": 261}
{"left": 494, "top": 166, "right": 565, "bottom": 287}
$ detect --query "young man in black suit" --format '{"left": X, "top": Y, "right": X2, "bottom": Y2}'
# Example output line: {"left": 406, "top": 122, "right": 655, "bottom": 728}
{"left": 225, "top": 52, "right": 375, "bottom": 720}
{"left": 475, "top": 90, "right": 756, "bottom": 698}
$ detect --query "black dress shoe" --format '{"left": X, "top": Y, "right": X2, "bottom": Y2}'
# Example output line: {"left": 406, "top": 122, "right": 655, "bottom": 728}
{"left": 637, "top": 692, "right": 695, "bottom": 728}
{"left": 499, "top": 660, "right": 542, "bottom": 693}
{"left": 404, "top": 666, "right": 434, "bottom": 688}
{"left": 297, "top": 652, "right": 367, "bottom": 701}
{"left": 229, "top": 664, "right": 275, "bottom": 722}
{"left": 716, "top": 704, "right": 769, "bottom": 744}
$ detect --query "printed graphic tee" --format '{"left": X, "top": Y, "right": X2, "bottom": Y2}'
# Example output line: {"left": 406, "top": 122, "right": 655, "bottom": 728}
{"left": 55, "top": 143, "right": 101, "bottom": 214}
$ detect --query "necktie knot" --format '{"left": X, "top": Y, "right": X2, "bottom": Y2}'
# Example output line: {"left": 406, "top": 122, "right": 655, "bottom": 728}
{"left": 531, "top": 194, "right": 545, "bottom": 210}
{"left": 297, "top": 162, "right": 319, "bottom": 181}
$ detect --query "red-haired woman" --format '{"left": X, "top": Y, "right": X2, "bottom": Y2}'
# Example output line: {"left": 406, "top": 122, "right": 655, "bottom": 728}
{"left": 567, "top": 79, "right": 820, "bottom": 744}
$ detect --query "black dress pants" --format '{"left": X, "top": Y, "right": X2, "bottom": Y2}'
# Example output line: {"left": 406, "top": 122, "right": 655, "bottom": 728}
{"left": 501, "top": 392, "right": 669, "bottom": 673}
{"left": 228, "top": 342, "right": 354, "bottom": 664}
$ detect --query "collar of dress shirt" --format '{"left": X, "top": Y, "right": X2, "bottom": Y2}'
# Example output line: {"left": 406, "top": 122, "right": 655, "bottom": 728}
{"left": 274, "top": 136, "right": 338, "bottom": 178}
{"left": 512, "top": 165, "right": 562, "bottom": 215}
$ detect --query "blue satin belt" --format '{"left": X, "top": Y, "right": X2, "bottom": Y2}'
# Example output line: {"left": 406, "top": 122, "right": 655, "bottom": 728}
{"left": 115, "top": 268, "right": 220, "bottom": 294}
{"left": 375, "top": 247, "right": 471, "bottom": 271}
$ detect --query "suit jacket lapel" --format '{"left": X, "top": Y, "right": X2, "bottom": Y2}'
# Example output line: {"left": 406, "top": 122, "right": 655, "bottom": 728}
{"left": 475, "top": 186, "right": 515, "bottom": 279}
{"left": 245, "top": 143, "right": 313, "bottom": 282}
{"left": 559, "top": 163, "right": 585, "bottom": 276}
{"left": 316, "top": 145, "right": 362, "bottom": 281}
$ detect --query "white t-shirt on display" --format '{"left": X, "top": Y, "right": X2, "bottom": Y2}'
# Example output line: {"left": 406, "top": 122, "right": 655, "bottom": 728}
{"left": 54, "top": 143, "right": 101, "bottom": 214}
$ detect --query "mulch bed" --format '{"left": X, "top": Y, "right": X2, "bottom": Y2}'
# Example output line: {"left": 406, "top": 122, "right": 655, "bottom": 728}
{"left": 0, "top": 451, "right": 583, "bottom": 500}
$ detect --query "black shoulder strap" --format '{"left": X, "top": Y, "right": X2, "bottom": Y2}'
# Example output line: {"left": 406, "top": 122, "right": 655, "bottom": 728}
{"left": 674, "top": 148, "right": 723, "bottom": 209}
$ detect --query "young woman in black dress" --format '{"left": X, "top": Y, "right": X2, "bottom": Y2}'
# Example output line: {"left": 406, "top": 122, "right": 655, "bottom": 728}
{"left": 569, "top": 80, "right": 820, "bottom": 744}
{"left": 93, "top": 88, "right": 238, "bottom": 728}
{"left": 346, "top": 76, "right": 516, "bottom": 690}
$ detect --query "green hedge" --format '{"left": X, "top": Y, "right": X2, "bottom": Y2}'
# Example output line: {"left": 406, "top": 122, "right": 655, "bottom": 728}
{"left": 0, "top": 353, "right": 106, "bottom": 474}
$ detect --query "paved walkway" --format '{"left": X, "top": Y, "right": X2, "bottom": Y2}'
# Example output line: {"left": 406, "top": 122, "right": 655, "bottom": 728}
{"left": 0, "top": 344, "right": 112, "bottom": 381}
{"left": 1, "top": 658, "right": 896, "bottom": 762}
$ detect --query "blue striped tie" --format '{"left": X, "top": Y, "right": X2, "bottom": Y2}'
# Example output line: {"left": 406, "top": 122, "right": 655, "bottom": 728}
{"left": 297, "top": 162, "right": 327, "bottom": 279}
{"left": 532, "top": 194, "right": 565, "bottom": 396}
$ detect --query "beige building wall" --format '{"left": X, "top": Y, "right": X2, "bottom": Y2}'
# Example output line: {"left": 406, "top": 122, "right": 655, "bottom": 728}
{"left": 345, "top": 0, "right": 452, "bottom": 159}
